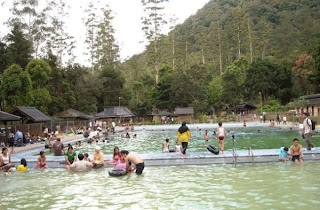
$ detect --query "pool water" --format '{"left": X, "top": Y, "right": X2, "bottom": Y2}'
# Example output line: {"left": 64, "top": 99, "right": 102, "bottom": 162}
{"left": 72, "top": 127, "right": 320, "bottom": 155}
{"left": 1, "top": 162, "right": 319, "bottom": 209}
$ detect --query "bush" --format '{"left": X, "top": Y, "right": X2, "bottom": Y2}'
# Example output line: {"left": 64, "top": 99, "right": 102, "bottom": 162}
{"left": 199, "top": 115, "right": 209, "bottom": 123}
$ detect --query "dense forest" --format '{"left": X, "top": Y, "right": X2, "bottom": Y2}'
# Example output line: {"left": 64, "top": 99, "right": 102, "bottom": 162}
{"left": 0, "top": 0, "right": 320, "bottom": 117}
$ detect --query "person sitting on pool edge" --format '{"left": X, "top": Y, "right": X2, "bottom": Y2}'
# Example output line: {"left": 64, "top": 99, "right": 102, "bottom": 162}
{"left": 107, "top": 147, "right": 123, "bottom": 165}
{"left": 0, "top": 147, "right": 15, "bottom": 172}
{"left": 162, "top": 138, "right": 169, "bottom": 153}
{"left": 278, "top": 147, "right": 290, "bottom": 162}
{"left": 92, "top": 146, "right": 104, "bottom": 169}
{"left": 120, "top": 150, "right": 144, "bottom": 175}
{"left": 65, "top": 146, "right": 77, "bottom": 169}
{"left": 70, "top": 153, "right": 93, "bottom": 172}
{"left": 290, "top": 138, "right": 303, "bottom": 164}
{"left": 34, "top": 151, "right": 49, "bottom": 169}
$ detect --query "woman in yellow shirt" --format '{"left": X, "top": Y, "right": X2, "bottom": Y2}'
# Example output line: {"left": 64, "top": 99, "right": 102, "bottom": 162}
{"left": 176, "top": 122, "right": 192, "bottom": 157}
{"left": 17, "top": 158, "right": 28, "bottom": 172}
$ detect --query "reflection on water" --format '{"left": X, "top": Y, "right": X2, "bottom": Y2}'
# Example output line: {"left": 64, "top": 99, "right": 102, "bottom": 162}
{"left": 72, "top": 127, "right": 320, "bottom": 155}
{"left": 1, "top": 162, "right": 320, "bottom": 209}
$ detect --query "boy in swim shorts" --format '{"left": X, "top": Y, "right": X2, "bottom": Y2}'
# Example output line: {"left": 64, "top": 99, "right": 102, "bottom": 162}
{"left": 290, "top": 138, "right": 303, "bottom": 164}
{"left": 34, "top": 151, "right": 49, "bottom": 169}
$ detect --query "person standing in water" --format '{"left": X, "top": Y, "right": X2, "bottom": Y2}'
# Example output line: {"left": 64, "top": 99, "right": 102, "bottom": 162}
{"left": 121, "top": 150, "right": 144, "bottom": 175}
{"left": 217, "top": 122, "right": 226, "bottom": 154}
{"left": 176, "top": 122, "right": 192, "bottom": 157}
{"left": 204, "top": 130, "right": 209, "bottom": 142}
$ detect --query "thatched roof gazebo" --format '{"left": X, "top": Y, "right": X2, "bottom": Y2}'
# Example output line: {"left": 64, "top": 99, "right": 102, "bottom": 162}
{"left": 10, "top": 106, "right": 51, "bottom": 124}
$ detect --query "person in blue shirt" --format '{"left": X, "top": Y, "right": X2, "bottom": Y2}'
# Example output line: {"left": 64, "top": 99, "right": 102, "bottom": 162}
{"left": 15, "top": 130, "right": 23, "bottom": 147}
{"left": 279, "top": 147, "right": 290, "bottom": 162}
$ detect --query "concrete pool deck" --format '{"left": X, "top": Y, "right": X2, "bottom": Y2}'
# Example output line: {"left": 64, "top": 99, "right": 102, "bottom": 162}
{"left": 11, "top": 146, "right": 320, "bottom": 168}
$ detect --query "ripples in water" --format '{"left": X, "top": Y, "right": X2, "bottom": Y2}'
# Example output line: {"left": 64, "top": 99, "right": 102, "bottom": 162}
{"left": 1, "top": 162, "right": 320, "bottom": 209}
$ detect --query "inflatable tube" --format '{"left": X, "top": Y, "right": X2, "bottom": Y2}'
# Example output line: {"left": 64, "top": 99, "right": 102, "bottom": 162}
{"left": 207, "top": 145, "right": 219, "bottom": 155}
{"left": 108, "top": 169, "right": 127, "bottom": 177}
{"left": 116, "top": 163, "right": 126, "bottom": 169}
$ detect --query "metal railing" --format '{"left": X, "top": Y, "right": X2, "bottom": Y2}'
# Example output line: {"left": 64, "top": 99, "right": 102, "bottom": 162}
{"left": 232, "top": 134, "right": 237, "bottom": 166}
{"left": 248, "top": 147, "right": 254, "bottom": 164}
{"left": 232, "top": 147, "right": 237, "bottom": 166}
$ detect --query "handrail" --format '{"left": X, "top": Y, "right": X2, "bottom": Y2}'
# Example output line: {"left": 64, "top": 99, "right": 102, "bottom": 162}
{"left": 232, "top": 147, "right": 237, "bottom": 166}
{"left": 232, "top": 134, "right": 237, "bottom": 166}
{"left": 248, "top": 147, "right": 254, "bottom": 164}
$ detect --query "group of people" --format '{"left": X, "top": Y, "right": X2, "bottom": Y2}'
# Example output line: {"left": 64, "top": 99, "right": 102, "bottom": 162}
{"left": 278, "top": 138, "right": 303, "bottom": 164}
{"left": 1, "top": 143, "right": 145, "bottom": 175}
{"left": 278, "top": 112, "right": 316, "bottom": 164}
{"left": 7, "top": 129, "right": 48, "bottom": 148}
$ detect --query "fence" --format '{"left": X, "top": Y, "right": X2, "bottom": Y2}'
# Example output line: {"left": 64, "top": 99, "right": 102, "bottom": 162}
{"left": 0, "top": 119, "right": 91, "bottom": 144}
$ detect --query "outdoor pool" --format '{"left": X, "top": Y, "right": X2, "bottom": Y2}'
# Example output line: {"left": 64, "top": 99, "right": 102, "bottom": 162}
{"left": 1, "top": 162, "right": 319, "bottom": 209}
{"left": 72, "top": 127, "right": 320, "bottom": 155}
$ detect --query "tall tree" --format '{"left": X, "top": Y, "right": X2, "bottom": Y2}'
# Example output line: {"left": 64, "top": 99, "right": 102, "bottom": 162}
{"left": 6, "top": 24, "right": 32, "bottom": 68}
{"left": 48, "top": 0, "right": 76, "bottom": 66}
{"left": 83, "top": 1, "right": 99, "bottom": 72}
{"left": 141, "top": 0, "right": 168, "bottom": 83}
{"left": 8, "top": 0, "right": 54, "bottom": 58}
{"left": 95, "top": 5, "right": 119, "bottom": 69}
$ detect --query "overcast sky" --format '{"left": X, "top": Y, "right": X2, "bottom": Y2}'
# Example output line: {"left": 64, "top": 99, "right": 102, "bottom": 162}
{"left": 0, "top": 0, "right": 210, "bottom": 65}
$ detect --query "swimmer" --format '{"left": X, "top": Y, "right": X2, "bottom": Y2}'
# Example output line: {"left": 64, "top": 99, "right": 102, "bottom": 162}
{"left": 70, "top": 153, "right": 93, "bottom": 172}
{"left": 92, "top": 146, "right": 104, "bottom": 169}
{"left": 84, "top": 153, "right": 91, "bottom": 162}
{"left": 162, "top": 138, "right": 170, "bottom": 153}
{"left": 0, "top": 147, "right": 15, "bottom": 172}
{"left": 34, "top": 151, "right": 49, "bottom": 169}
{"left": 204, "top": 130, "right": 209, "bottom": 142}
{"left": 133, "top": 134, "right": 137, "bottom": 138}
{"left": 243, "top": 120, "right": 246, "bottom": 128}
{"left": 175, "top": 140, "right": 182, "bottom": 153}
{"left": 121, "top": 150, "right": 144, "bottom": 175}
{"left": 17, "top": 158, "right": 28, "bottom": 172}
{"left": 126, "top": 133, "right": 130, "bottom": 138}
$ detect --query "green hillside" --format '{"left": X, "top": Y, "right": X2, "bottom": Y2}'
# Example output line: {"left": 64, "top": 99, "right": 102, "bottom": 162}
{"left": 120, "top": 0, "right": 320, "bottom": 115}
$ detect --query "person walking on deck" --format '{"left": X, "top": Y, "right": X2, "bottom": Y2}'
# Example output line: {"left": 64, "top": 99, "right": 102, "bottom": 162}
{"left": 176, "top": 122, "right": 192, "bottom": 158}
{"left": 302, "top": 112, "right": 315, "bottom": 150}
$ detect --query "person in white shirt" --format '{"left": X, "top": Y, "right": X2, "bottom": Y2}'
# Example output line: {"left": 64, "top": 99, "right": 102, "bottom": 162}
{"left": 175, "top": 140, "right": 182, "bottom": 153}
{"left": 302, "top": 112, "right": 315, "bottom": 150}
{"left": 70, "top": 153, "right": 93, "bottom": 171}
{"left": 162, "top": 139, "right": 169, "bottom": 153}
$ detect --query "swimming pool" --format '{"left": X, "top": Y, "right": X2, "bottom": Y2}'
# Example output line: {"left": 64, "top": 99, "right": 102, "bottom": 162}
{"left": 1, "top": 162, "right": 319, "bottom": 209}
{"left": 72, "top": 127, "right": 320, "bottom": 155}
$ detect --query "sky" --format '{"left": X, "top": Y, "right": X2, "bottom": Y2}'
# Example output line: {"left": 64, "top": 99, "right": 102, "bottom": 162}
{"left": 0, "top": 0, "right": 211, "bottom": 65}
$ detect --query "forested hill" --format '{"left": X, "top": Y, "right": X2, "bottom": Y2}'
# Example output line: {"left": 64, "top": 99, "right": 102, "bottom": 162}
{"left": 120, "top": 0, "right": 320, "bottom": 116}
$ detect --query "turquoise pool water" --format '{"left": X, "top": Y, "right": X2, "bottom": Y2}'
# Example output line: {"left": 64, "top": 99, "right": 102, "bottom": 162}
{"left": 1, "top": 162, "right": 319, "bottom": 209}
{"left": 72, "top": 127, "right": 320, "bottom": 155}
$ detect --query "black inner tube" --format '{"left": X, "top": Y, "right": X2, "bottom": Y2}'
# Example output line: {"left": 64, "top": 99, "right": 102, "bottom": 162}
{"left": 207, "top": 145, "right": 219, "bottom": 155}
{"left": 109, "top": 169, "right": 127, "bottom": 177}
